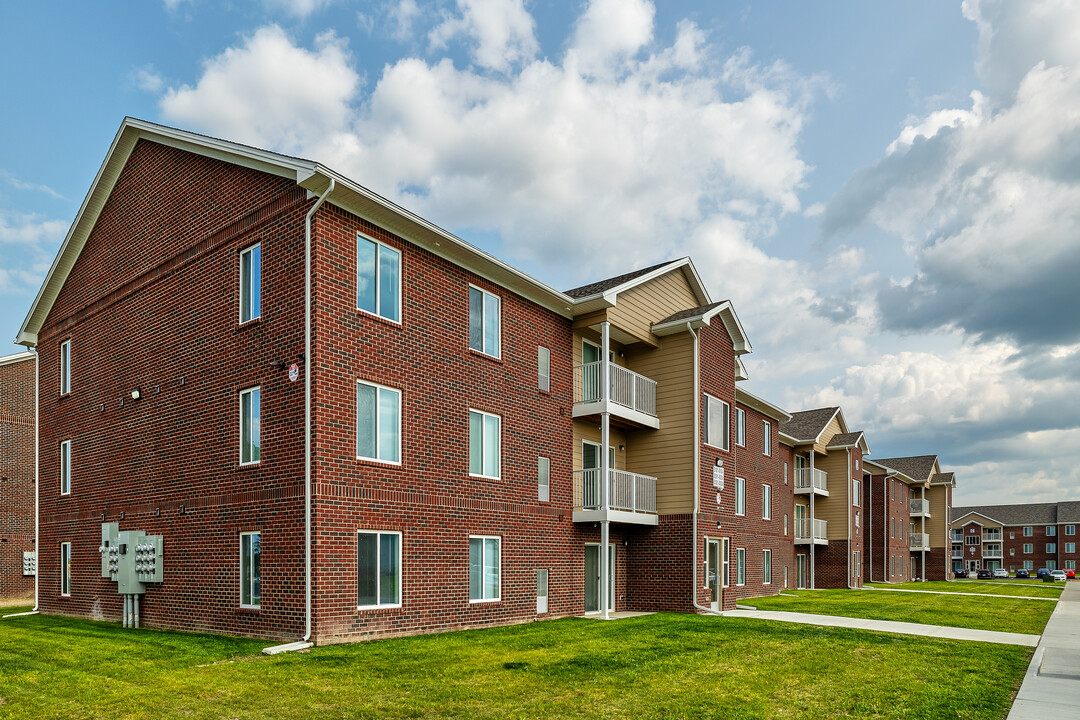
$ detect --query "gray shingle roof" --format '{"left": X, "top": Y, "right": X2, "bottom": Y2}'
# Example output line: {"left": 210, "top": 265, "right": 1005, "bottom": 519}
{"left": 826, "top": 431, "right": 864, "bottom": 448}
{"left": 874, "top": 455, "right": 938, "bottom": 482}
{"left": 1059, "top": 501, "right": 1080, "bottom": 523}
{"left": 564, "top": 260, "right": 680, "bottom": 299}
{"left": 953, "top": 502, "right": 1060, "bottom": 526}
{"left": 655, "top": 301, "right": 726, "bottom": 326}
{"left": 933, "top": 471, "right": 955, "bottom": 486}
{"left": 779, "top": 407, "right": 839, "bottom": 442}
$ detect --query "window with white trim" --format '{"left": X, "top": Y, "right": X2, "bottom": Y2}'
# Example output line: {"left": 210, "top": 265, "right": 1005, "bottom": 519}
{"left": 239, "top": 243, "right": 261, "bottom": 324}
{"left": 783, "top": 462, "right": 788, "bottom": 484}
{"left": 537, "top": 346, "right": 550, "bottom": 392}
{"left": 1024, "top": 560, "right": 1033, "bottom": 570}
{"left": 537, "top": 569, "right": 549, "bottom": 614}
{"left": 1066, "top": 543, "right": 1076, "bottom": 554}
{"left": 852, "top": 479, "right": 861, "bottom": 507}
{"left": 722, "top": 538, "right": 730, "bottom": 588}
{"left": 1023, "top": 526, "right": 1033, "bottom": 536}
{"left": 357, "top": 531, "right": 401, "bottom": 608}
{"left": 60, "top": 440, "right": 71, "bottom": 496}
{"left": 240, "top": 532, "right": 260, "bottom": 608}
{"left": 1047, "top": 543, "right": 1057, "bottom": 553}
{"left": 468, "top": 286, "right": 500, "bottom": 357}
{"left": 239, "top": 387, "right": 261, "bottom": 465}
{"left": 356, "top": 380, "right": 401, "bottom": 463}
{"left": 965, "top": 535, "right": 980, "bottom": 545}
{"left": 469, "top": 410, "right": 501, "bottom": 478}
{"left": 1067, "top": 525, "right": 1076, "bottom": 535}
{"left": 1048, "top": 526, "right": 1057, "bottom": 537}
{"left": 735, "top": 408, "right": 746, "bottom": 446}
{"left": 1023, "top": 543, "right": 1033, "bottom": 554}
{"left": 704, "top": 395, "right": 730, "bottom": 451}
{"left": 61, "top": 541, "right": 71, "bottom": 597}
{"left": 60, "top": 339, "right": 71, "bottom": 395}
{"left": 762, "top": 484, "right": 772, "bottom": 520}
{"left": 469, "top": 536, "right": 500, "bottom": 601}
{"left": 784, "top": 514, "right": 788, "bottom": 536}
{"left": 763, "top": 549, "right": 772, "bottom": 584}
{"left": 735, "top": 477, "right": 746, "bottom": 516}
{"left": 357, "top": 234, "right": 402, "bottom": 323}
{"left": 1067, "top": 560, "right": 1076, "bottom": 570}
{"left": 1047, "top": 560, "right": 1058, "bottom": 570}
{"left": 538, "top": 457, "right": 550, "bottom": 502}
{"left": 762, "top": 421, "right": 772, "bottom": 456}
{"left": 736, "top": 547, "right": 746, "bottom": 586}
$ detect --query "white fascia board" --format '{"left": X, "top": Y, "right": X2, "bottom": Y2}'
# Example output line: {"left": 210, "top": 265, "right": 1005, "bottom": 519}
{"left": 863, "top": 459, "right": 915, "bottom": 483}
{"left": 651, "top": 301, "right": 753, "bottom": 355}
{"left": 952, "top": 511, "right": 1002, "bottom": 527}
{"left": 735, "top": 387, "right": 791, "bottom": 422}
{"left": 0, "top": 350, "right": 35, "bottom": 367}
{"left": 569, "top": 257, "right": 709, "bottom": 311}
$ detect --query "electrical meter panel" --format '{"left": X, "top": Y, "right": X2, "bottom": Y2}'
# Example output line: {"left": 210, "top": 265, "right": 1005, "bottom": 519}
{"left": 22, "top": 551, "right": 36, "bottom": 576}
{"left": 99, "top": 523, "right": 163, "bottom": 595}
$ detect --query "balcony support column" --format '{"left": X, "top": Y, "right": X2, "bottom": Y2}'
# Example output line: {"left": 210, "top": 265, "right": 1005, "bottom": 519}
{"left": 600, "top": 321, "right": 611, "bottom": 620}
{"left": 809, "top": 452, "right": 816, "bottom": 590}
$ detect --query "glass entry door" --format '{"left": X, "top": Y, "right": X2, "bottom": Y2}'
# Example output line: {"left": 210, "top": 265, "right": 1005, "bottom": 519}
{"left": 584, "top": 544, "right": 616, "bottom": 613}
{"left": 707, "top": 539, "right": 721, "bottom": 611}
{"left": 797, "top": 554, "right": 808, "bottom": 589}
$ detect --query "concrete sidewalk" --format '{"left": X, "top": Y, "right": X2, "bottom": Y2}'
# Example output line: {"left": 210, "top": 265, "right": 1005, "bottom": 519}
{"left": 863, "top": 586, "right": 1058, "bottom": 601}
{"left": 1008, "top": 581, "right": 1080, "bottom": 719}
{"left": 722, "top": 609, "right": 1040, "bottom": 646}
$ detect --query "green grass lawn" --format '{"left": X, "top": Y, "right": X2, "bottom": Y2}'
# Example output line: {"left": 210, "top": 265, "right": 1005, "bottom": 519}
{"left": 867, "top": 580, "right": 1063, "bottom": 598}
{"left": 746, "top": 588, "right": 1054, "bottom": 635}
{"left": 0, "top": 609, "right": 1031, "bottom": 719}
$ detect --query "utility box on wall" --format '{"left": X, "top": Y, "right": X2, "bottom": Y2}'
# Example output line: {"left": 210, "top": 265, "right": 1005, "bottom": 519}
{"left": 99, "top": 522, "right": 163, "bottom": 594}
{"left": 22, "top": 551, "right": 36, "bottom": 576}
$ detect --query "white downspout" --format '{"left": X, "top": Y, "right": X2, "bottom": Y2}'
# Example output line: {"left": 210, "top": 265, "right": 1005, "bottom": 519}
{"left": 33, "top": 349, "right": 39, "bottom": 612}
{"left": 868, "top": 470, "right": 874, "bottom": 583}
{"left": 303, "top": 179, "right": 334, "bottom": 644}
{"left": 809, "top": 452, "right": 816, "bottom": 590}
{"left": 846, "top": 449, "right": 854, "bottom": 589}
{"left": 688, "top": 323, "right": 720, "bottom": 615}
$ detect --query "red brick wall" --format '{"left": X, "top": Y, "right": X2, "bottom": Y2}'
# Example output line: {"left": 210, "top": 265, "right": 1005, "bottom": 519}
{"left": 814, "top": 540, "right": 852, "bottom": 588}
{"left": 36, "top": 140, "right": 309, "bottom": 639}
{"left": 0, "top": 354, "right": 35, "bottom": 599}
{"left": 864, "top": 474, "right": 912, "bottom": 583}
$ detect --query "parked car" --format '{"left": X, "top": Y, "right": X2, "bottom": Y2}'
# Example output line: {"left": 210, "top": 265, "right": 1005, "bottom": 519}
{"left": 1067, "top": 569, "right": 1076, "bottom": 579}
{"left": 1015, "top": 569, "right": 1030, "bottom": 578}
{"left": 1037, "top": 568, "right": 1052, "bottom": 579}
{"left": 977, "top": 568, "right": 993, "bottom": 579}
{"left": 1051, "top": 569, "right": 1068, "bottom": 582}
{"left": 954, "top": 568, "right": 969, "bottom": 579}
{"left": 993, "top": 568, "right": 1009, "bottom": 578}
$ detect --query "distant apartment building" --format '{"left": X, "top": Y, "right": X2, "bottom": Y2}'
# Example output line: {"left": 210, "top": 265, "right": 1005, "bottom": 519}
{"left": 871, "top": 456, "right": 953, "bottom": 581}
{"left": 951, "top": 502, "right": 1080, "bottom": 574}
{"left": 0, "top": 350, "right": 36, "bottom": 599}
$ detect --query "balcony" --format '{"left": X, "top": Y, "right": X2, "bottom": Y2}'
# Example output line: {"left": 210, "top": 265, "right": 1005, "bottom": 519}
{"left": 573, "top": 468, "right": 658, "bottom": 526}
{"left": 794, "top": 518, "right": 828, "bottom": 545}
{"left": 910, "top": 533, "right": 930, "bottom": 551}
{"left": 573, "top": 362, "right": 659, "bottom": 429}
{"left": 952, "top": 545, "right": 963, "bottom": 559}
{"left": 983, "top": 546, "right": 1003, "bottom": 560}
{"left": 910, "top": 499, "right": 931, "bottom": 518}
{"left": 983, "top": 530, "right": 1003, "bottom": 542}
{"left": 794, "top": 468, "right": 829, "bottom": 496}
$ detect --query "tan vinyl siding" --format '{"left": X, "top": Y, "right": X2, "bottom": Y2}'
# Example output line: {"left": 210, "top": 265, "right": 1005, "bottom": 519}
{"left": 607, "top": 270, "right": 699, "bottom": 345}
{"left": 925, "top": 485, "right": 948, "bottom": 547}
{"left": 572, "top": 421, "right": 628, "bottom": 472}
{"left": 815, "top": 450, "right": 852, "bottom": 540}
{"left": 814, "top": 415, "right": 844, "bottom": 454}
{"left": 624, "top": 332, "right": 695, "bottom": 514}
{"left": 572, "top": 330, "right": 628, "bottom": 368}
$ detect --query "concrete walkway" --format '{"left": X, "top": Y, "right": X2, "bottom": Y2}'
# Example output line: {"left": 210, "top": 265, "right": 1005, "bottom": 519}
{"left": 721, "top": 609, "right": 1040, "bottom": 646}
{"left": 1008, "top": 581, "right": 1080, "bottom": 719}
{"left": 863, "top": 586, "right": 1058, "bottom": 601}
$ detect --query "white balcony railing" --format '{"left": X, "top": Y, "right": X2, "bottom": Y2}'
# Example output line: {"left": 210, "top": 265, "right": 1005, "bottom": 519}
{"left": 795, "top": 518, "right": 828, "bottom": 543}
{"left": 573, "top": 362, "right": 657, "bottom": 418}
{"left": 794, "top": 468, "right": 828, "bottom": 494}
{"left": 983, "top": 530, "right": 1003, "bottom": 542}
{"left": 910, "top": 533, "right": 930, "bottom": 550}
{"left": 910, "top": 499, "right": 930, "bottom": 516}
{"left": 573, "top": 468, "right": 657, "bottom": 515}
{"left": 952, "top": 545, "right": 963, "bottom": 559}
{"left": 983, "top": 546, "right": 1004, "bottom": 559}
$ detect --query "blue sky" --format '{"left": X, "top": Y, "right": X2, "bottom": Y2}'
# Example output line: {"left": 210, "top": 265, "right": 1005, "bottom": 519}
{"left": 2, "top": 0, "right": 1078, "bottom": 506}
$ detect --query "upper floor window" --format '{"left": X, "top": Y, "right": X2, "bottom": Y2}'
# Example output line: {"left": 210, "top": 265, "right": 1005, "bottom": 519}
{"left": 705, "top": 395, "right": 730, "bottom": 451}
{"left": 356, "top": 380, "right": 401, "bottom": 464}
{"left": 1023, "top": 526, "right": 1033, "bottom": 536}
{"left": 1048, "top": 543, "right": 1057, "bottom": 553}
{"left": 60, "top": 339, "right": 71, "bottom": 395}
{"left": 239, "top": 387, "right": 261, "bottom": 465}
{"left": 1068, "top": 525, "right": 1076, "bottom": 535}
{"left": 762, "top": 484, "right": 772, "bottom": 520}
{"left": 1023, "top": 543, "right": 1033, "bottom": 554}
{"left": 852, "top": 479, "right": 861, "bottom": 507}
{"left": 537, "top": 457, "right": 550, "bottom": 502}
{"left": 239, "top": 244, "right": 261, "bottom": 323}
{"left": 735, "top": 477, "right": 746, "bottom": 516}
{"left": 60, "top": 440, "right": 72, "bottom": 495}
{"left": 735, "top": 408, "right": 746, "bottom": 446}
{"left": 537, "top": 346, "right": 550, "bottom": 392}
{"left": 1048, "top": 526, "right": 1057, "bottom": 536}
{"left": 762, "top": 421, "right": 772, "bottom": 456}
{"left": 468, "top": 286, "right": 500, "bottom": 358}
{"left": 357, "top": 234, "right": 401, "bottom": 323}
{"left": 965, "top": 535, "right": 980, "bottom": 545}
{"left": 469, "top": 409, "right": 501, "bottom": 479}
{"left": 1067, "top": 543, "right": 1076, "bottom": 554}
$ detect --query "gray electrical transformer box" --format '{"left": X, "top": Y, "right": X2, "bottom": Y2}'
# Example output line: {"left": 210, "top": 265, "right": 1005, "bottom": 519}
{"left": 99, "top": 523, "right": 163, "bottom": 595}
{"left": 22, "top": 551, "right": 36, "bottom": 576}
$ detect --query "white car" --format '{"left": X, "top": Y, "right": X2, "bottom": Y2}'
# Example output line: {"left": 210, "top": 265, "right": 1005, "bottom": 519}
{"left": 993, "top": 568, "right": 1009, "bottom": 578}
{"left": 1051, "top": 569, "right": 1068, "bottom": 581}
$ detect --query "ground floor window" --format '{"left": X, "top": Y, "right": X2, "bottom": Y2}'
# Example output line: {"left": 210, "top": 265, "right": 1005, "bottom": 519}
{"left": 1067, "top": 560, "right": 1076, "bottom": 570}
{"left": 1024, "top": 560, "right": 1033, "bottom": 570}
{"left": 469, "top": 536, "right": 501, "bottom": 601}
{"left": 1047, "top": 560, "right": 1057, "bottom": 570}
{"left": 736, "top": 547, "right": 746, "bottom": 586}
{"left": 536, "top": 569, "right": 549, "bottom": 613}
{"left": 721, "top": 538, "right": 730, "bottom": 588}
{"left": 60, "top": 542, "right": 71, "bottom": 597}
{"left": 357, "top": 531, "right": 401, "bottom": 608}
{"left": 762, "top": 549, "right": 772, "bottom": 584}
{"left": 240, "top": 532, "right": 261, "bottom": 608}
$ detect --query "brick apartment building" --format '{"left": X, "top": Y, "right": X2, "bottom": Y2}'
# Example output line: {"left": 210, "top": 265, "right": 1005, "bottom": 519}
{"left": 16, "top": 118, "right": 802, "bottom": 643}
{"left": 951, "top": 502, "right": 1080, "bottom": 575}
{"left": 0, "top": 351, "right": 36, "bottom": 600}
{"left": 872, "top": 456, "right": 953, "bottom": 581}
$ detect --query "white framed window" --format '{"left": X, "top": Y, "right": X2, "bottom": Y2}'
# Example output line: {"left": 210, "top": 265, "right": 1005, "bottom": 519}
{"left": 704, "top": 395, "right": 730, "bottom": 451}
{"left": 239, "top": 243, "right": 261, "bottom": 324}
{"left": 1066, "top": 543, "right": 1076, "bottom": 554}
{"left": 240, "top": 532, "right": 261, "bottom": 608}
{"left": 783, "top": 514, "right": 788, "bottom": 536}
{"left": 1023, "top": 526, "right": 1033, "bottom": 536}
{"left": 1047, "top": 543, "right": 1057, "bottom": 553}
{"left": 1048, "top": 526, "right": 1057, "bottom": 537}
{"left": 357, "top": 234, "right": 401, "bottom": 323}
{"left": 721, "top": 538, "right": 730, "bottom": 588}
{"left": 469, "top": 410, "right": 501, "bottom": 479}
{"left": 899, "top": 522, "right": 903, "bottom": 540}
{"left": 762, "top": 421, "right": 772, "bottom": 456}
{"left": 469, "top": 536, "right": 501, "bottom": 602}
{"left": 852, "top": 479, "right": 861, "bottom": 507}
{"left": 1047, "top": 560, "right": 1058, "bottom": 570}
{"left": 1067, "top": 525, "right": 1076, "bottom": 536}
{"left": 966, "top": 535, "right": 980, "bottom": 545}
{"left": 762, "top": 484, "right": 772, "bottom": 520}
{"left": 538, "top": 456, "right": 550, "bottom": 502}
{"left": 736, "top": 547, "right": 746, "bottom": 586}
{"left": 537, "top": 569, "right": 549, "bottom": 614}
{"left": 537, "top": 346, "right": 550, "bottom": 392}
{"left": 239, "top": 387, "right": 261, "bottom": 465}
{"left": 855, "top": 510, "right": 860, "bottom": 530}
{"left": 735, "top": 408, "right": 746, "bottom": 446}
{"left": 1010, "top": 531, "right": 1015, "bottom": 539}
{"left": 468, "top": 285, "right": 501, "bottom": 358}
{"left": 357, "top": 531, "right": 401, "bottom": 608}
{"left": 1023, "top": 543, "right": 1033, "bottom": 554}
{"left": 1024, "top": 560, "right": 1033, "bottom": 570}
{"left": 855, "top": 458, "right": 860, "bottom": 471}
{"left": 783, "top": 462, "right": 788, "bottom": 484}
{"left": 899, "top": 556, "right": 903, "bottom": 576}
{"left": 1067, "top": 560, "right": 1076, "bottom": 570}
{"left": 763, "top": 549, "right": 772, "bottom": 584}
{"left": 60, "top": 542, "right": 71, "bottom": 597}
{"left": 356, "top": 380, "right": 401, "bottom": 464}
{"left": 891, "top": 480, "right": 896, "bottom": 501}
{"left": 59, "top": 339, "right": 71, "bottom": 395}
{"left": 735, "top": 477, "right": 746, "bottom": 516}
{"left": 60, "top": 440, "right": 72, "bottom": 496}
{"left": 1010, "top": 548, "right": 1015, "bottom": 556}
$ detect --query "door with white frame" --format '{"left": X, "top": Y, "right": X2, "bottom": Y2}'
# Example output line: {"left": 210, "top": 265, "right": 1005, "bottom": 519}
{"left": 797, "top": 554, "right": 808, "bottom": 589}
{"left": 584, "top": 543, "right": 616, "bottom": 613}
{"left": 707, "top": 539, "right": 721, "bottom": 611}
